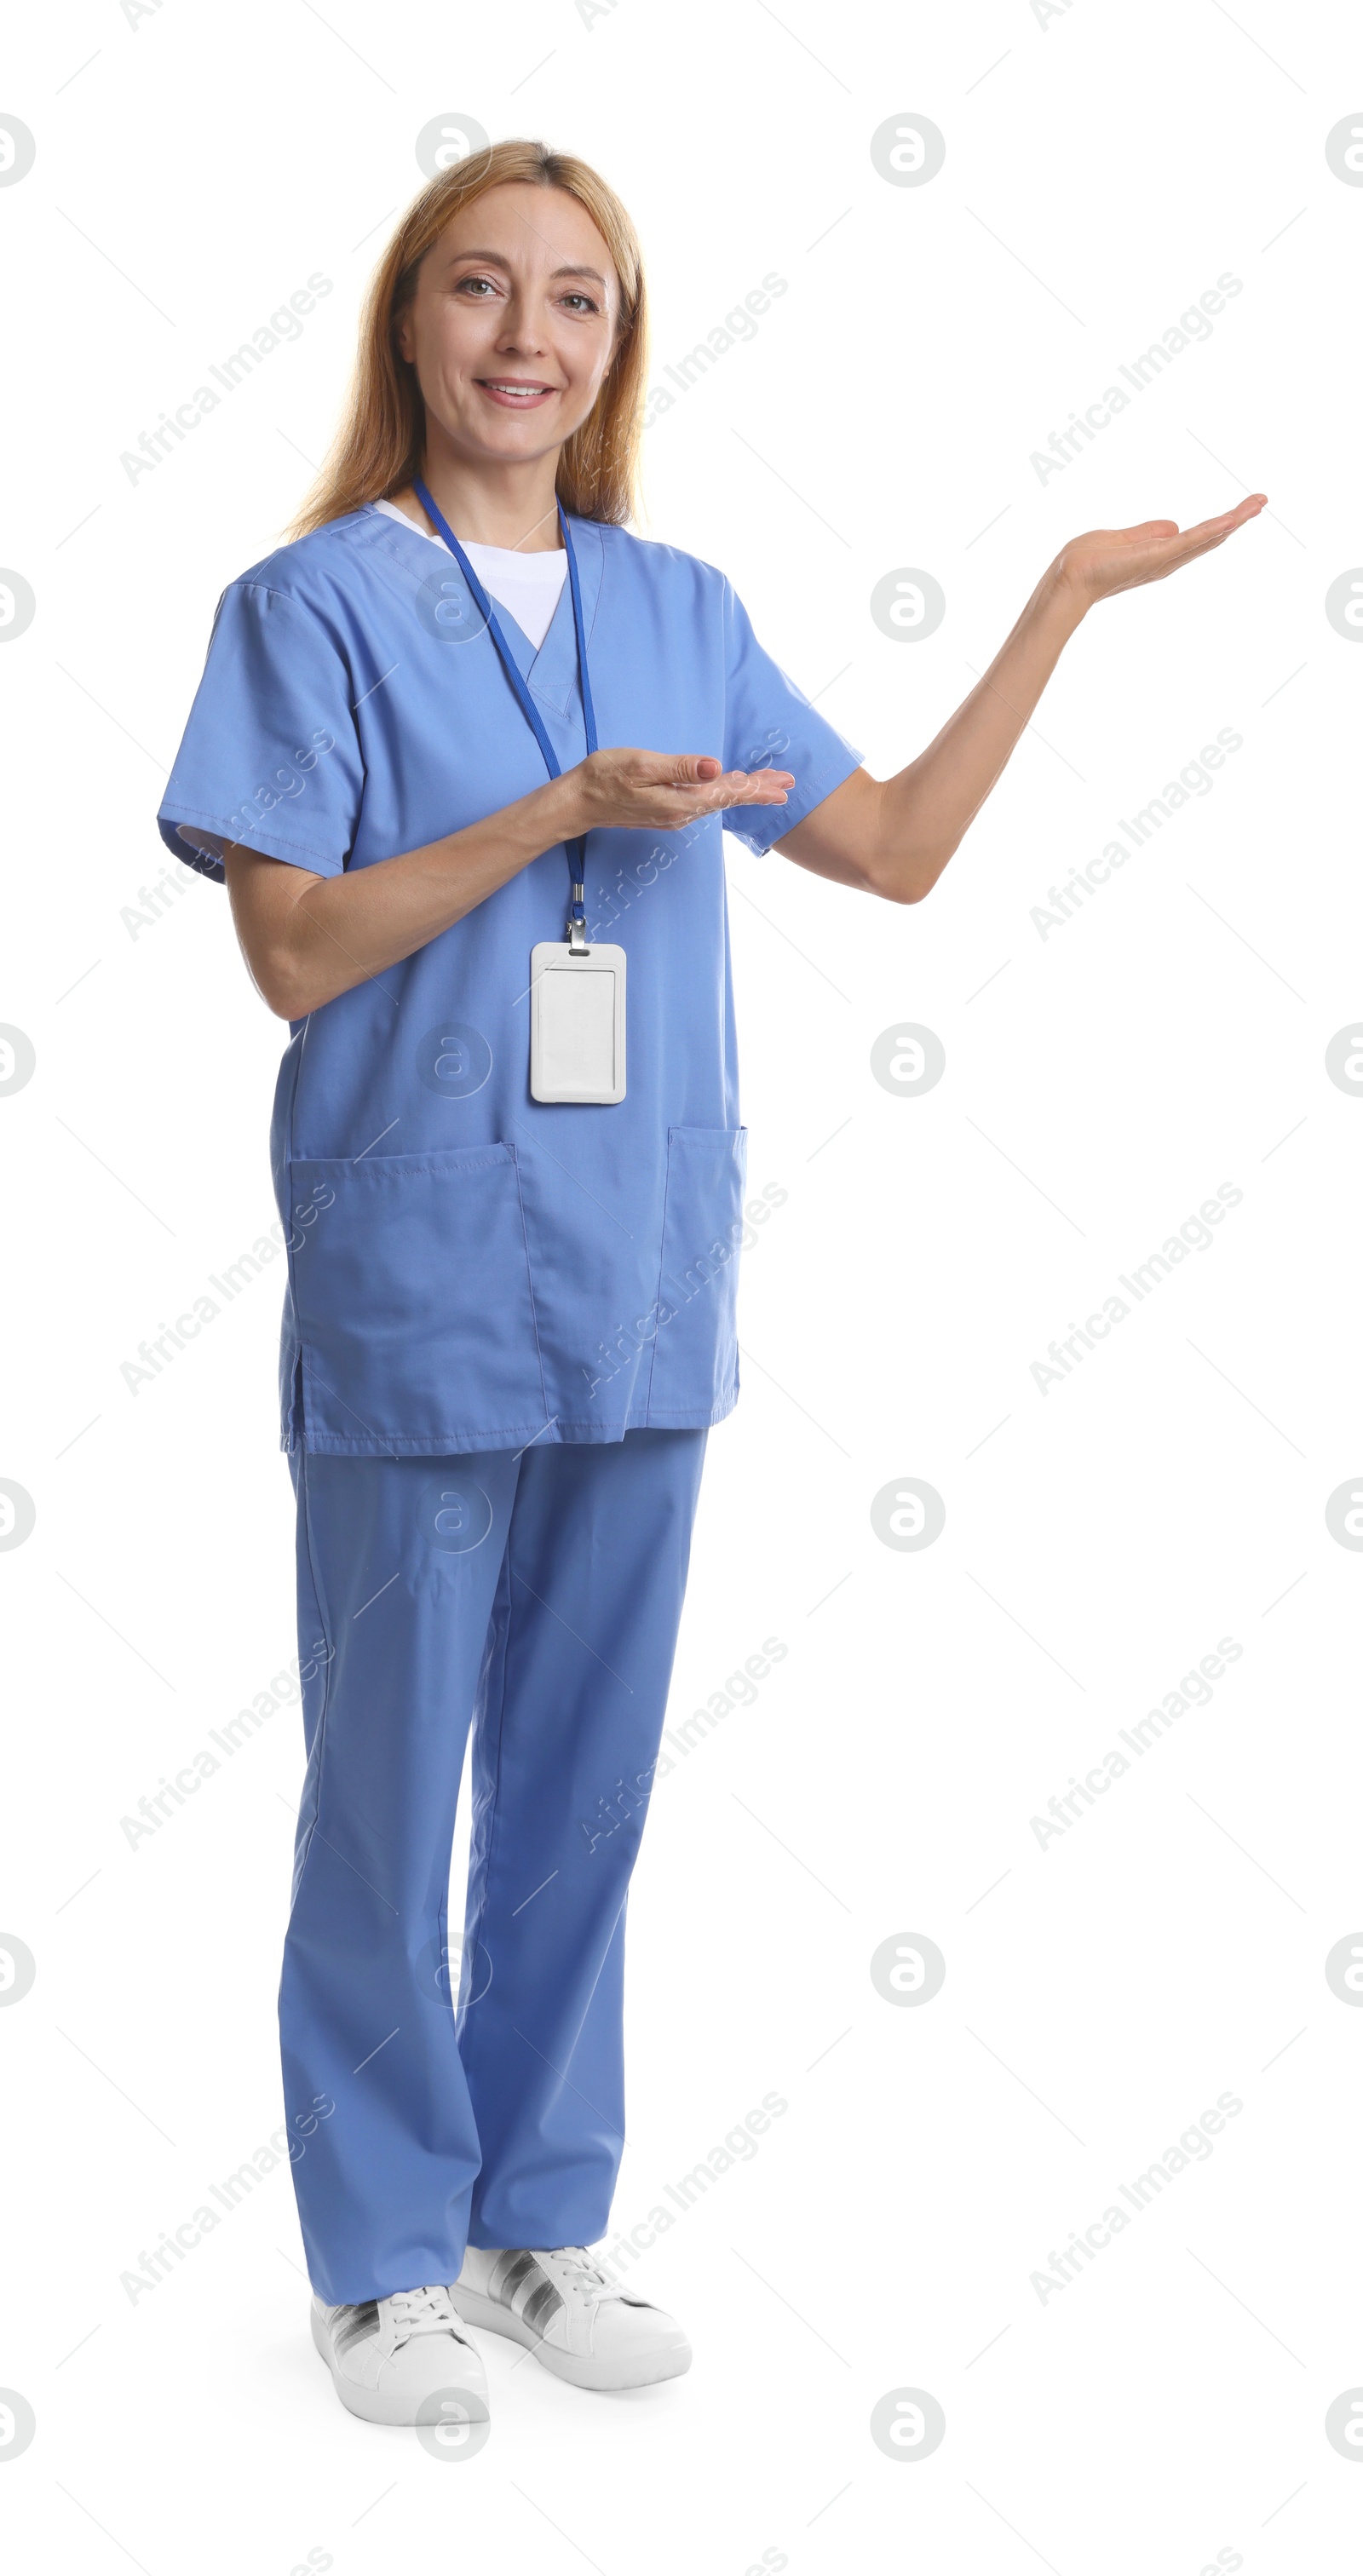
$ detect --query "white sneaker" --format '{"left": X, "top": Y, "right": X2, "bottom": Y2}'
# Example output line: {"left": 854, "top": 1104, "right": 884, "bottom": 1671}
{"left": 450, "top": 2245, "right": 692, "bottom": 2392}
{"left": 311, "top": 2282, "right": 491, "bottom": 2430}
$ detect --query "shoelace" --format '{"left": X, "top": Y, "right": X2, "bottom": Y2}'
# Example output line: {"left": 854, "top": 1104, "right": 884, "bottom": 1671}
{"left": 385, "top": 2283, "right": 459, "bottom": 2340}
{"left": 541, "top": 2246, "right": 623, "bottom": 2302}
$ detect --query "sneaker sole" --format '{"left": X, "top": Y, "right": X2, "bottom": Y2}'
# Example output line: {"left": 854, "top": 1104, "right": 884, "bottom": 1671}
{"left": 449, "top": 2285, "right": 692, "bottom": 2391}
{"left": 310, "top": 2301, "right": 490, "bottom": 2428}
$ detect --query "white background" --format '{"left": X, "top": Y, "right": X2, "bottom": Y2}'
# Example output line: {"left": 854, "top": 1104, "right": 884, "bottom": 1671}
{"left": 2, "top": 1, "right": 1361, "bottom": 2568}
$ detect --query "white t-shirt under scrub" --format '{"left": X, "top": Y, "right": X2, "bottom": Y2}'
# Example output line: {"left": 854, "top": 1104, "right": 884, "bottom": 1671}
{"left": 373, "top": 497, "right": 568, "bottom": 651}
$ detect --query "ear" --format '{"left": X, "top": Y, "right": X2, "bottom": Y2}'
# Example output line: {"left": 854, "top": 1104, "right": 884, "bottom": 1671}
{"left": 394, "top": 303, "right": 415, "bottom": 366}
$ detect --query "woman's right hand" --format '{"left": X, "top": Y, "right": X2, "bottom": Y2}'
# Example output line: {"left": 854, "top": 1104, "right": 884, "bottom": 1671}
{"left": 553, "top": 746, "right": 795, "bottom": 840}
{"left": 225, "top": 749, "right": 797, "bottom": 1022}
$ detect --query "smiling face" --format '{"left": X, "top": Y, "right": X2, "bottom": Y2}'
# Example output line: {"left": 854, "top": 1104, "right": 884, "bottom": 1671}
{"left": 396, "top": 181, "right": 621, "bottom": 480}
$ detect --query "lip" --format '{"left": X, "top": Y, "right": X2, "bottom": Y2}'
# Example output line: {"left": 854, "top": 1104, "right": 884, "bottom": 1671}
{"left": 475, "top": 379, "right": 559, "bottom": 411}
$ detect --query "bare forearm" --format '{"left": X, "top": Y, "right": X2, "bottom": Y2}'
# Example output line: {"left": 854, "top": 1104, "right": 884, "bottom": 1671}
{"left": 227, "top": 773, "right": 579, "bottom": 1019}
{"left": 225, "top": 743, "right": 795, "bottom": 1020}
{"left": 779, "top": 496, "right": 1263, "bottom": 906}
{"left": 874, "top": 566, "right": 1084, "bottom": 900}
{"left": 776, "top": 568, "right": 1085, "bottom": 905}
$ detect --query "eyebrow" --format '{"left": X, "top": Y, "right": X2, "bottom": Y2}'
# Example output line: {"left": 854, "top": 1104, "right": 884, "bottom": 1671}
{"left": 447, "top": 250, "right": 609, "bottom": 290}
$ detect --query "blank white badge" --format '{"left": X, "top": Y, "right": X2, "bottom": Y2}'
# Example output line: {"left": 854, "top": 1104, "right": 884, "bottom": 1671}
{"left": 529, "top": 942, "right": 627, "bottom": 1103}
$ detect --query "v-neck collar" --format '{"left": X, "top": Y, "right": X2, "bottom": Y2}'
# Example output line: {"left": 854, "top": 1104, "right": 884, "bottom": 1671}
{"left": 365, "top": 502, "right": 603, "bottom": 724}
{"left": 496, "top": 515, "right": 602, "bottom": 718}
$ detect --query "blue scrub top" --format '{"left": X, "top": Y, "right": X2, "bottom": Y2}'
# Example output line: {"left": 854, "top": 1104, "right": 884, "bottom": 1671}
{"left": 157, "top": 503, "right": 862, "bottom": 1457}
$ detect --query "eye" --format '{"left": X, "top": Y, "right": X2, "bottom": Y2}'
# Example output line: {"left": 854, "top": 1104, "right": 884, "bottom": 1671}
{"left": 562, "top": 292, "right": 600, "bottom": 315}
{"left": 455, "top": 274, "right": 499, "bottom": 298}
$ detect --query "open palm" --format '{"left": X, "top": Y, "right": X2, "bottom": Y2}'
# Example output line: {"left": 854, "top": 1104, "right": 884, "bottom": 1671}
{"left": 1056, "top": 493, "right": 1266, "bottom": 608}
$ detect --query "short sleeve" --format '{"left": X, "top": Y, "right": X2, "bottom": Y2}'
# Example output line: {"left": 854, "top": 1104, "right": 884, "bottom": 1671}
{"left": 156, "top": 581, "right": 365, "bottom": 884}
{"left": 719, "top": 579, "right": 864, "bottom": 856}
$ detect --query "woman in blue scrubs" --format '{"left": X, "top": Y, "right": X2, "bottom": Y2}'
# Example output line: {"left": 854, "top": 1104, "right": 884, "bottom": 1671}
{"left": 158, "top": 139, "right": 1263, "bottom": 2427}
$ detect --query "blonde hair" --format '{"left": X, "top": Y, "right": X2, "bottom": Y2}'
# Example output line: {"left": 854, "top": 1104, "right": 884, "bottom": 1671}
{"left": 290, "top": 139, "right": 647, "bottom": 538}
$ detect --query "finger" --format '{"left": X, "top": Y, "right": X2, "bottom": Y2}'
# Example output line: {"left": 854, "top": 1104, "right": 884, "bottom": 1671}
{"left": 699, "top": 768, "right": 794, "bottom": 806}
{"left": 647, "top": 756, "right": 796, "bottom": 794}
{"left": 1154, "top": 510, "right": 1263, "bottom": 571}
{"left": 1103, "top": 496, "right": 1265, "bottom": 565}
{"left": 730, "top": 777, "right": 793, "bottom": 803}
{"left": 1140, "top": 494, "right": 1268, "bottom": 557}
{"left": 1165, "top": 526, "right": 1245, "bottom": 572}
{"left": 659, "top": 767, "right": 792, "bottom": 805}
{"left": 1106, "top": 526, "right": 1242, "bottom": 593}
{"left": 1113, "top": 498, "right": 1268, "bottom": 584}
{"left": 1142, "top": 501, "right": 1262, "bottom": 559}
{"left": 1176, "top": 493, "right": 1267, "bottom": 546}
{"left": 644, "top": 773, "right": 791, "bottom": 825}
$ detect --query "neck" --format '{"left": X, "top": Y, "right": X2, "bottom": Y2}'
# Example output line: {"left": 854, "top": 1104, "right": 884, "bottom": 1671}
{"left": 411, "top": 444, "right": 564, "bottom": 552}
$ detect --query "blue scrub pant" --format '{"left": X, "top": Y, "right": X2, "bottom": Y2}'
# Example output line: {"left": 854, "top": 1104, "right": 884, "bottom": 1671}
{"left": 279, "top": 1428, "right": 707, "bottom": 2307}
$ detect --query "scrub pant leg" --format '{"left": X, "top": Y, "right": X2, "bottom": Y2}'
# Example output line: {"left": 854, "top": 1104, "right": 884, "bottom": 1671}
{"left": 279, "top": 1427, "right": 707, "bottom": 2308}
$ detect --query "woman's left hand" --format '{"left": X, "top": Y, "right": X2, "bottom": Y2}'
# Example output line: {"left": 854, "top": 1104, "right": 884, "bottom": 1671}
{"left": 1053, "top": 492, "right": 1267, "bottom": 613}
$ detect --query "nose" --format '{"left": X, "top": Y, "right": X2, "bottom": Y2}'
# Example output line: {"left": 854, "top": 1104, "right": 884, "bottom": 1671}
{"left": 494, "top": 290, "right": 547, "bottom": 359}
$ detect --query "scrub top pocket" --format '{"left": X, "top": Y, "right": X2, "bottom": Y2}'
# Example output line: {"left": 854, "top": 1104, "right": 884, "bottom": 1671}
{"left": 286, "top": 1145, "right": 549, "bottom": 1451}
{"left": 647, "top": 1126, "right": 747, "bottom": 1420}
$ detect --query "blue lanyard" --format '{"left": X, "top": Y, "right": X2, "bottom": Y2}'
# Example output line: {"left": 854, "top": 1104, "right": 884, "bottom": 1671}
{"left": 412, "top": 478, "right": 597, "bottom": 941}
